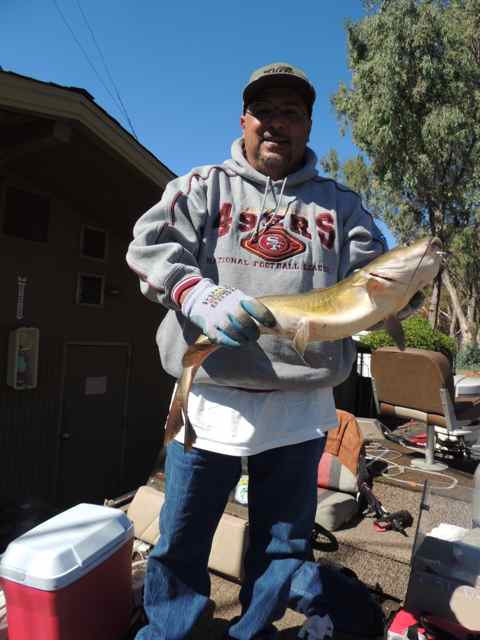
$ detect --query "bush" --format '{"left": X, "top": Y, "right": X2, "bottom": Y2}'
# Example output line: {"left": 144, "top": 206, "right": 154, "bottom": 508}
{"left": 456, "top": 344, "right": 480, "bottom": 370}
{"left": 359, "top": 316, "right": 457, "bottom": 361}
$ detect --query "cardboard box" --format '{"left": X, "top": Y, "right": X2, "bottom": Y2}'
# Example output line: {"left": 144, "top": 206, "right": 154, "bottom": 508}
{"left": 209, "top": 512, "right": 249, "bottom": 581}
{"left": 127, "top": 486, "right": 249, "bottom": 580}
{"left": 0, "top": 503, "right": 134, "bottom": 640}
{"left": 406, "top": 528, "right": 480, "bottom": 632}
{"left": 127, "top": 485, "right": 164, "bottom": 545}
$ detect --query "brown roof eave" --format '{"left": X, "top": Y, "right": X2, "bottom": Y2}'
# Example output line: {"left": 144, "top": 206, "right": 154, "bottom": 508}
{"left": 0, "top": 69, "right": 177, "bottom": 189}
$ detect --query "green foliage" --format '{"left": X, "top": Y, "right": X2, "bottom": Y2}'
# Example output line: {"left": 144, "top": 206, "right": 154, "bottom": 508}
{"left": 456, "top": 344, "right": 480, "bottom": 370}
{"left": 332, "top": 0, "right": 480, "bottom": 241}
{"left": 448, "top": 226, "right": 480, "bottom": 301}
{"left": 319, "top": 149, "right": 342, "bottom": 182}
{"left": 329, "top": 0, "right": 480, "bottom": 347}
{"left": 359, "top": 315, "right": 457, "bottom": 360}
{"left": 320, "top": 149, "right": 404, "bottom": 229}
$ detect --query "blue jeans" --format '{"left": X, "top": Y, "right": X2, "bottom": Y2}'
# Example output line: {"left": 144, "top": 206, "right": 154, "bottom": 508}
{"left": 136, "top": 436, "right": 325, "bottom": 640}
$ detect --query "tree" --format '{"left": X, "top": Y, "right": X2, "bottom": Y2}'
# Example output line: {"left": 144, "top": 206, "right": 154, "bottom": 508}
{"left": 331, "top": 0, "right": 480, "bottom": 344}
{"left": 319, "top": 150, "right": 400, "bottom": 228}
{"left": 443, "top": 224, "right": 480, "bottom": 346}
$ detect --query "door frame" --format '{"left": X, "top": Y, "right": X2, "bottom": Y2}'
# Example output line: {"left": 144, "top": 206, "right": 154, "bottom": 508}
{"left": 52, "top": 340, "right": 132, "bottom": 505}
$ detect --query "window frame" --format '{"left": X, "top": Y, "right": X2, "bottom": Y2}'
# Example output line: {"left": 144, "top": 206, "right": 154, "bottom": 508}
{"left": 0, "top": 181, "right": 51, "bottom": 243}
{"left": 80, "top": 224, "right": 108, "bottom": 262}
{"left": 75, "top": 272, "right": 106, "bottom": 307}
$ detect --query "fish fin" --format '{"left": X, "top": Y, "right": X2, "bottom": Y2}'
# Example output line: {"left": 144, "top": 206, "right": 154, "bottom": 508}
{"left": 384, "top": 314, "right": 406, "bottom": 351}
{"left": 292, "top": 319, "right": 311, "bottom": 364}
{"left": 183, "top": 412, "right": 197, "bottom": 451}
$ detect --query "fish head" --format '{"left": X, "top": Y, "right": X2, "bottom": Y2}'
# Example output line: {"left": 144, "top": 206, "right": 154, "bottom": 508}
{"left": 363, "top": 237, "right": 443, "bottom": 307}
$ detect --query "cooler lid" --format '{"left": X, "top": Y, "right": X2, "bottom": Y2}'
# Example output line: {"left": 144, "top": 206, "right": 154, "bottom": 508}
{"left": 455, "top": 374, "right": 480, "bottom": 396}
{"left": 0, "top": 503, "right": 133, "bottom": 591}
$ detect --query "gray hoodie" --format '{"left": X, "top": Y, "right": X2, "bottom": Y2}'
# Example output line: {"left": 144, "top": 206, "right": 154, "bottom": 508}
{"left": 126, "top": 138, "right": 386, "bottom": 390}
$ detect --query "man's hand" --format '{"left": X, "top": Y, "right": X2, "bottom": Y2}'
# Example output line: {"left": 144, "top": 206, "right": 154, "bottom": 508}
{"left": 181, "top": 279, "right": 276, "bottom": 347}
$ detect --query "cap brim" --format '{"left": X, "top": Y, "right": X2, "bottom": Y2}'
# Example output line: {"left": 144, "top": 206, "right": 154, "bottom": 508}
{"left": 243, "top": 75, "right": 315, "bottom": 112}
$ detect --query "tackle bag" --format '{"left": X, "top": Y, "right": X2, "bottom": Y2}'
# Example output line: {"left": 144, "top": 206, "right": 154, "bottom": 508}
{"left": 290, "top": 562, "right": 385, "bottom": 639}
{"left": 316, "top": 411, "right": 365, "bottom": 531}
{"left": 386, "top": 608, "right": 476, "bottom": 640}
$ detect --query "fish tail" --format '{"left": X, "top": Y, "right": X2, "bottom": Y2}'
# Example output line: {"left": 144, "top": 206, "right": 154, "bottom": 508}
{"left": 183, "top": 413, "right": 197, "bottom": 451}
{"left": 163, "top": 385, "right": 186, "bottom": 446}
{"left": 163, "top": 339, "right": 220, "bottom": 449}
{"left": 182, "top": 337, "right": 220, "bottom": 367}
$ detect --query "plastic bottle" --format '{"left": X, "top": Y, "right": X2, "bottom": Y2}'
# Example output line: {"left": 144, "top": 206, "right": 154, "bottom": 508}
{"left": 473, "top": 462, "right": 480, "bottom": 529}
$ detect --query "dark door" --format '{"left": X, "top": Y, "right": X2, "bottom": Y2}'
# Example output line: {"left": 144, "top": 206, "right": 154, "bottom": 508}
{"left": 56, "top": 343, "right": 130, "bottom": 508}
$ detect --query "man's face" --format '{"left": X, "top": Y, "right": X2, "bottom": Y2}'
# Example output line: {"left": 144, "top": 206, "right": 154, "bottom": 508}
{"left": 240, "top": 87, "right": 311, "bottom": 180}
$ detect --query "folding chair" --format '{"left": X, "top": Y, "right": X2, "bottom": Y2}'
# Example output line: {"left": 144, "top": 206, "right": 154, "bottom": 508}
{"left": 370, "top": 347, "right": 480, "bottom": 471}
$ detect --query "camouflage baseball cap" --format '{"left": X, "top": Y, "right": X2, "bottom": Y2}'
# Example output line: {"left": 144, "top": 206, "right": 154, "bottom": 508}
{"left": 243, "top": 62, "right": 316, "bottom": 115}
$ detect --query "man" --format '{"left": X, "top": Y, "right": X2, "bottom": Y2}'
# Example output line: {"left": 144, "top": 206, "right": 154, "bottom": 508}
{"left": 127, "top": 63, "right": 385, "bottom": 639}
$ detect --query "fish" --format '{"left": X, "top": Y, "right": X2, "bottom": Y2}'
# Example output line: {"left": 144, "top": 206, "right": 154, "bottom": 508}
{"left": 165, "top": 236, "right": 444, "bottom": 450}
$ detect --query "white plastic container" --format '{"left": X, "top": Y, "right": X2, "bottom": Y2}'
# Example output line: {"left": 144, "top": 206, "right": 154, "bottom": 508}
{"left": 0, "top": 503, "right": 134, "bottom": 640}
{"left": 454, "top": 375, "right": 480, "bottom": 397}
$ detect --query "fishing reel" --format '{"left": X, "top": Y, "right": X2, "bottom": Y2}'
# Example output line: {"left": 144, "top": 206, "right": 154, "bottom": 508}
{"left": 373, "top": 510, "right": 414, "bottom": 536}
{"left": 358, "top": 481, "right": 414, "bottom": 537}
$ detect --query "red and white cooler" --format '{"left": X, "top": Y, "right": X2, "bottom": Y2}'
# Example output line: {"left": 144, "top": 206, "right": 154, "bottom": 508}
{"left": 0, "top": 503, "right": 134, "bottom": 640}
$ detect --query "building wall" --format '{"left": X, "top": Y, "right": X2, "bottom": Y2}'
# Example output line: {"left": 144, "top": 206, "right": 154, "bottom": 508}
{"left": 0, "top": 171, "right": 174, "bottom": 507}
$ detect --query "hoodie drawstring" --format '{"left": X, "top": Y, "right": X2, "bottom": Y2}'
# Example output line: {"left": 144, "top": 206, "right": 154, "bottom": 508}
{"left": 252, "top": 177, "right": 288, "bottom": 240}
{"left": 252, "top": 176, "right": 271, "bottom": 238}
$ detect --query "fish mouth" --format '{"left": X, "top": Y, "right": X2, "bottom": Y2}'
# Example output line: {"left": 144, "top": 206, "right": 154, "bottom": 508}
{"left": 429, "top": 237, "right": 443, "bottom": 251}
{"left": 428, "top": 237, "right": 448, "bottom": 259}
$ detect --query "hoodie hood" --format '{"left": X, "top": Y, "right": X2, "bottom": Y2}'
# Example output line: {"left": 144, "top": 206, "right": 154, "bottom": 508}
{"left": 223, "top": 138, "right": 320, "bottom": 240}
{"left": 224, "top": 137, "right": 319, "bottom": 188}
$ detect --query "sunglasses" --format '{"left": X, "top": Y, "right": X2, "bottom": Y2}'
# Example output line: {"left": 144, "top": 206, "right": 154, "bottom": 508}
{"left": 246, "top": 102, "right": 309, "bottom": 124}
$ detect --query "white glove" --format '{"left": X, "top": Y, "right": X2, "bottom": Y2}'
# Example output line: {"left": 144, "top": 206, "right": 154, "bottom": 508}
{"left": 181, "top": 279, "right": 276, "bottom": 347}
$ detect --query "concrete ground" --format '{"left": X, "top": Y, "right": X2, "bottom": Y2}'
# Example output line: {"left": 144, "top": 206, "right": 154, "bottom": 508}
{"left": 2, "top": 408, "right": 478, "bottom": 639}
{"left": 5, "top": 423, "right": 471, "bottom": 640}
{"left": 128, "top": 428, "right": 476, "bottom": 639}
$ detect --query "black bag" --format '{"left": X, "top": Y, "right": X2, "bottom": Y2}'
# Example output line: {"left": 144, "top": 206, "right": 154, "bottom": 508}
{"left": 291, "top": 562, "right": 385, "bottom": 639}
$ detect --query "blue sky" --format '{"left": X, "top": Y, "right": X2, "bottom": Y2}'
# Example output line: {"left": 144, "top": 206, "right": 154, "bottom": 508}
{"left": 2, "top": 0, "right": 394, "bottom": 245}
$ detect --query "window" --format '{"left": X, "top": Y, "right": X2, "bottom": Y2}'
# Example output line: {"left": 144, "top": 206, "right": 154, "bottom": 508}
{"left": 2, "top": 186, "right": 50, "bottom": 242}
{"left": 76, "top": 273, "right": 105, "bottom": 306}
{"left": 80, "top": 225, "right": 107, "bottom": 260}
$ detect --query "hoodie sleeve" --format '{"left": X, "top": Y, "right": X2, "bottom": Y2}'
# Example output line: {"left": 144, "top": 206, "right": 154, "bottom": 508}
{"left": 125, "top": 170, "right": 209, "bottom": 310}
{"left": 336, "top": 186, "right": 387, "bottom": 281}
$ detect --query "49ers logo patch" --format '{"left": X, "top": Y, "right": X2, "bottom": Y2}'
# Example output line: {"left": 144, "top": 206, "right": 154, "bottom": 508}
{"left": 241, "top": 226, "right": 306, "bottom": 262}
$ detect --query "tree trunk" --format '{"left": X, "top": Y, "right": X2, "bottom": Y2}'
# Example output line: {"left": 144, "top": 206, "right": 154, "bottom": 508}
{"left": 449, "top": 307, "right": 457, "bottom": 338}
{"left": 428, "top": 277, "right": 441, "bottom": 328}
{"left": 443, "top": 270, "right": 475, "bottom": 346}
{"left": 466, "top": 295, "right": 479, "bottom": 347}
